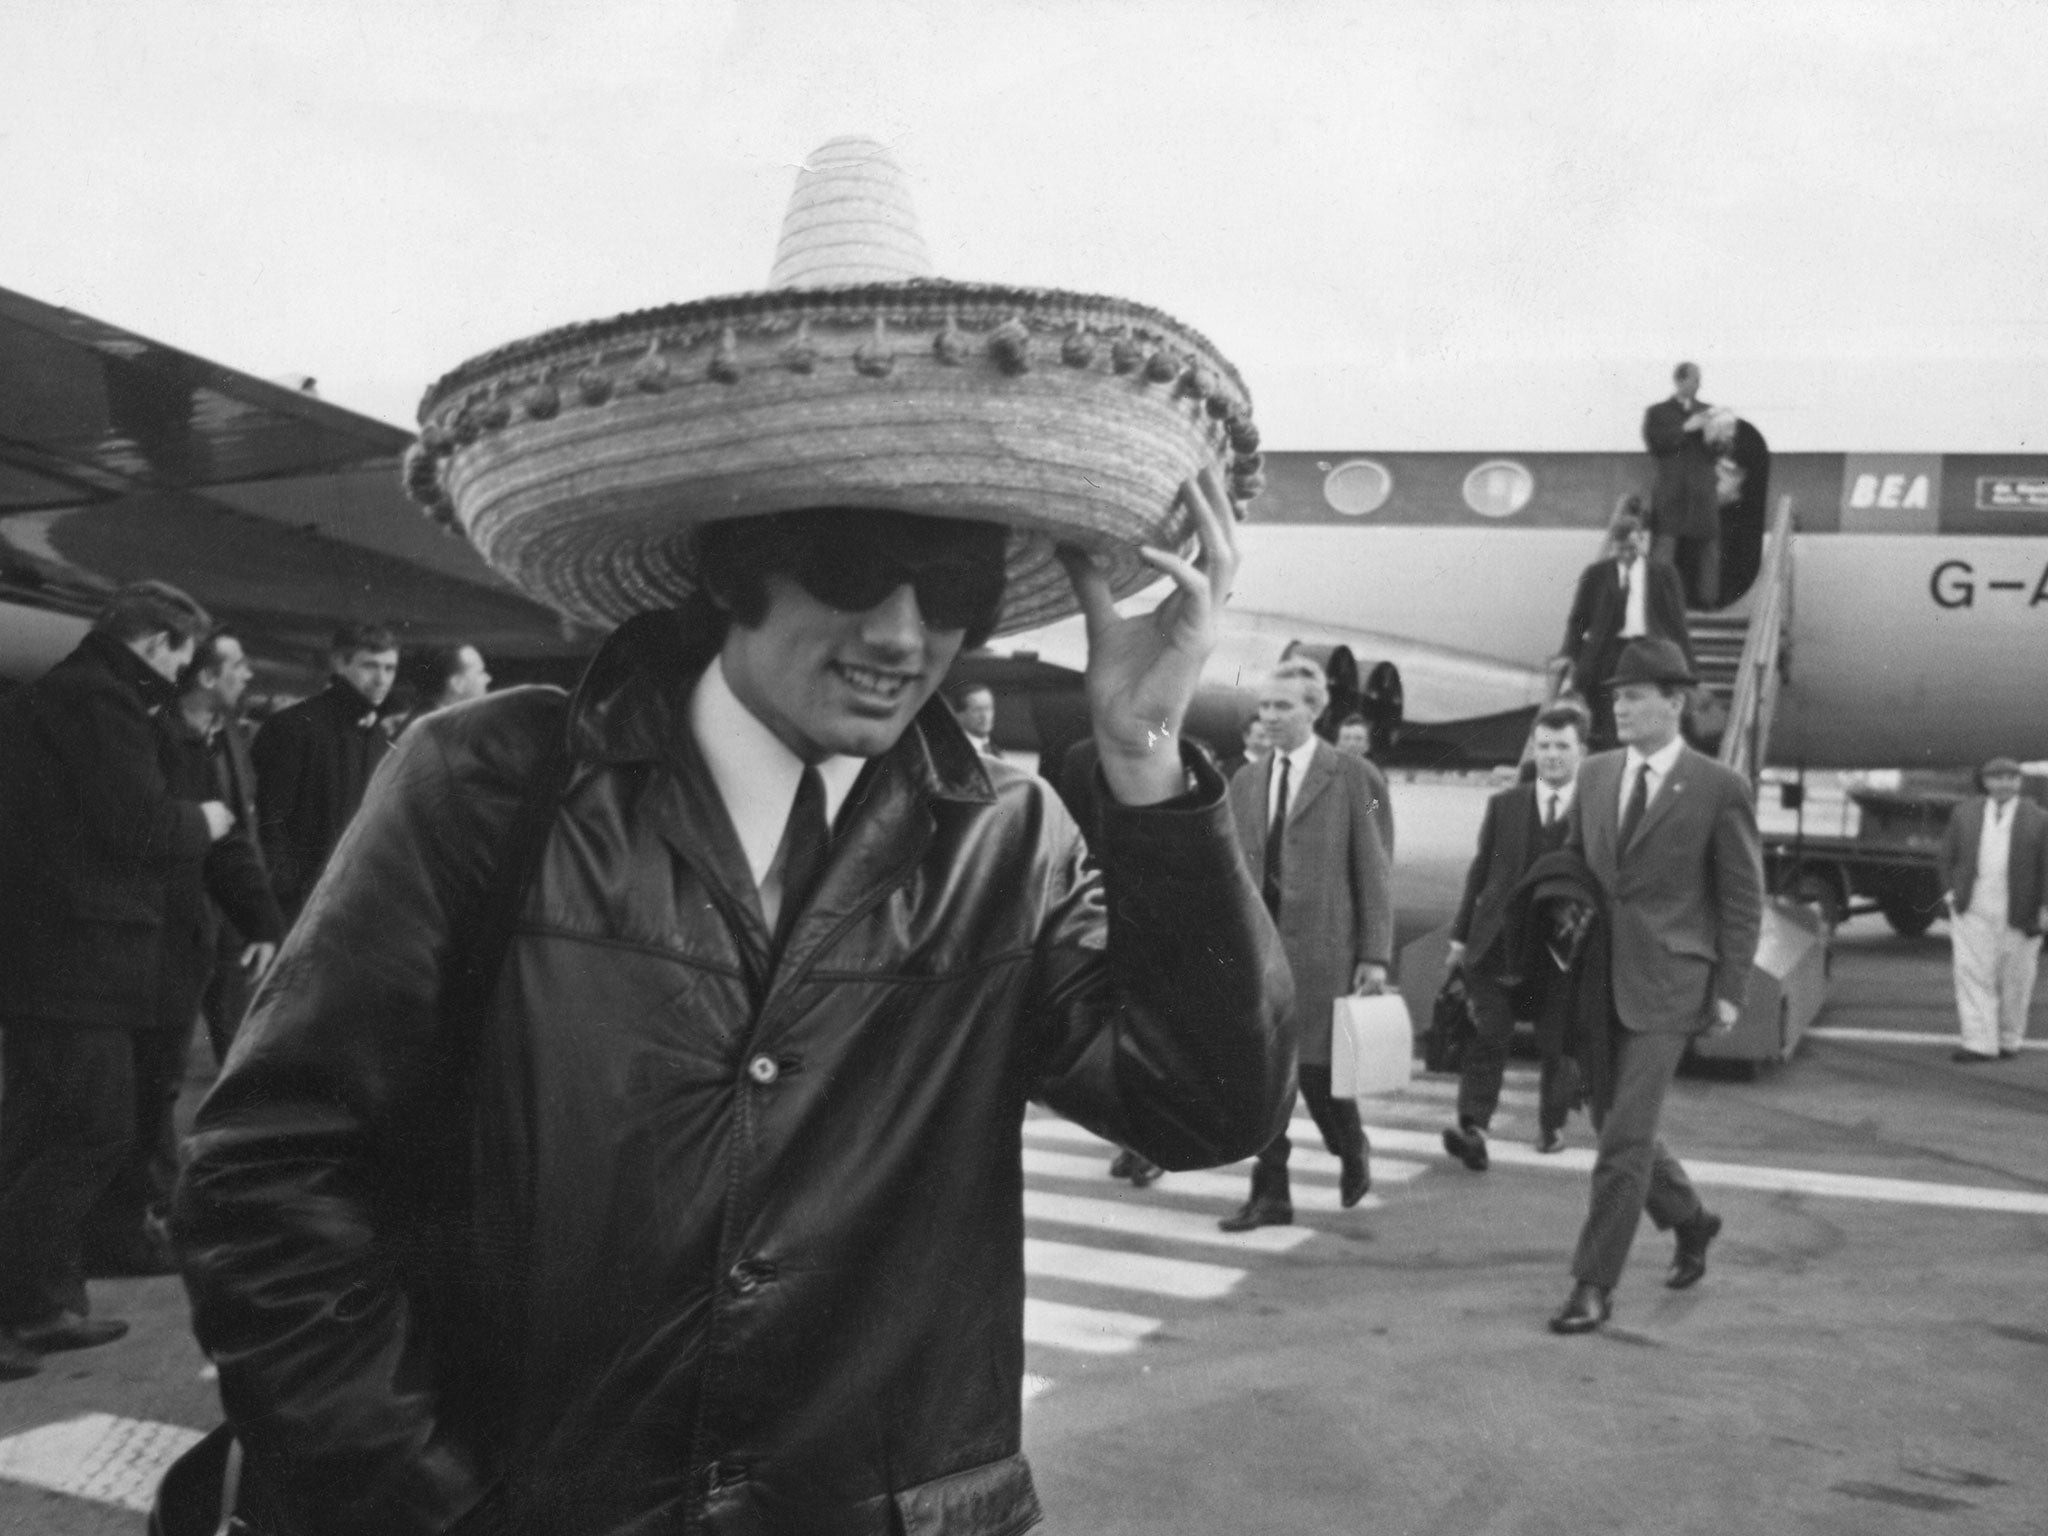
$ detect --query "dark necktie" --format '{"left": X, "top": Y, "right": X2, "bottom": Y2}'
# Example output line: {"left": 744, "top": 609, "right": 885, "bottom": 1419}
{"left": 776, "top": 766, "right": 830, "bottom": 948}
{"left": 1262, "top": 754, "right": 1290, "bottom": 916}
{"left": 1543, "top": 790, "right": 1558, "bottom": 827}
{"left": 1619, "top": 765, "right": 1651, "bottom": 850}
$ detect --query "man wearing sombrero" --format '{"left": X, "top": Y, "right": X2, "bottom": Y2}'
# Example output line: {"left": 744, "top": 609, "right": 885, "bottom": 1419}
{"left": 173, "top": 139, "right": 1291, "bottom": 1534}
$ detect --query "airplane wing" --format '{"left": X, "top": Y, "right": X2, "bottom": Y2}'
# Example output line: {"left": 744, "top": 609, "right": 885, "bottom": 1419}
{"left": 0, "top": 284, "right": 585, "bottom": 682}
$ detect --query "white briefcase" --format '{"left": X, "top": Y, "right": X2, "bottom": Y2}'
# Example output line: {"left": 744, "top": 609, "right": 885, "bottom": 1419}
{"left": 1329, "top": 993, "right": 1415, "bottom": 1098}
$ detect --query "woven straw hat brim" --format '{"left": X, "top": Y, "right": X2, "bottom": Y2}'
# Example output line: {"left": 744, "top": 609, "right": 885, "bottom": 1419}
{"left": 409, "top": 279, "right": 1261, "bottom": 637}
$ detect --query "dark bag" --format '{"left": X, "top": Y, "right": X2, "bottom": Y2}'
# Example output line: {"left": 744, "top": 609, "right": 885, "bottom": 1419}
{"left": 150, "top": 727, "right": 572, "bottom": 1536}
{"left": 1421, "top": 969, "right": 1478, "bottom": 1074}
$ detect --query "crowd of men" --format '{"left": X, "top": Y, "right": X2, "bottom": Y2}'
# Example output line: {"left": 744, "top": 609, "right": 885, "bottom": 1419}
{"left": 0, "top": 601, "right": 486, "bottom": 1381}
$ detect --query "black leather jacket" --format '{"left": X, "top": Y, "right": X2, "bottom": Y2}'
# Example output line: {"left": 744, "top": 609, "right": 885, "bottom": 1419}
{"left": 174, "top": 613, "right": 1294, "bottom": 1536}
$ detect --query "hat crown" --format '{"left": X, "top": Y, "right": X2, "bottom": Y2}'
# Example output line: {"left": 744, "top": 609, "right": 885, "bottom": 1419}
{"left": 769, "top": 136, "right": 935, "bottom": 290}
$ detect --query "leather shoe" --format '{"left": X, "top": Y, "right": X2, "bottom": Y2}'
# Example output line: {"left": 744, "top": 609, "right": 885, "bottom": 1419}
{"left": 1126, "top": 1156, "right": 1162, "bottom": 1188}
{"left": 12, "top": 1311, "right": 129, "bottom": 1353}
{"left": 1340, "top": 1154, "right": 1372, "bottom": 1207}
{"left": 1442, "top": 1123, "right": 1489, "bottom": 1171}
{"left": 1998, "top": 1048, "right": 2020, "bottom": 1060}
{"left": 1667, "top": 1210, "right": 1722, "bottom": 1290}
{"left": 1218, "top": 1199, "right": 1293, "bottom": 1232}
{"left": 1534, "top": 1127, "right": 1566, "bottom": 1154}
{"left": 1548, "top": 1281, "right": 1611, "bottom": 1335}
{"left": 0, "top": 1333, "right": 39, "bottom": 1381}
{"left": 1951, "top": 1048, "right": 1998, "bottom": 1064}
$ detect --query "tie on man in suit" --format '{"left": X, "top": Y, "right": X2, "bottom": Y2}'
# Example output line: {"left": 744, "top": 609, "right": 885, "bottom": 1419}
{"left": 1442, "top": 702, "right": 1591, "bottom": 1171}
{"left": 1936, "top": 756, "right": 2048, "bottom": 1063}
{"left": 1555, "top": 506, "right": 1696, "bottom": 750}
{"left": 1549, "top": 637, "right": 1763, "bottom": 1336}
{"left": 1220, "top": 659, "right": 1394, "bottom": 1230}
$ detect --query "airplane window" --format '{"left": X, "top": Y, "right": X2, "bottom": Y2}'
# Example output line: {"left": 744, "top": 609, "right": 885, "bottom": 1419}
{"left": 1322, "top": 459, "right": 1392, "bottom": 516}
{"left": 1462, "top": 459, "right": 1534, "bottom": 518}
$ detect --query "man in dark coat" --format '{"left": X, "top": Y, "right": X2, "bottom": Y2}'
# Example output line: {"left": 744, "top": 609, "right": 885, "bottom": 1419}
{"left": 1442, "top": 701, "right": 1589, "bottom": 1170}
{"left": 0, "top": 582, "right": 231, "bottom": 1377}
{"left": 81, "top": 630, "right": 288, "bottom": 1277}
{"left": 1641, "top": 361, "right": 1723, "bottom": 607}
{"left": 1937, "top": 755, "right": 2048, "bottom": 1062}
{"left": 1550, "top": 637, "right": 1763, "bottom": 1335}
{"left": 252, "top": 621, "right": 400, "bottom": 920}
{"left": 1221, "top": 657, "right": 1393, "bottom": 1229}
{"left": 1557, "top": 505, "right": 1698, "bottom": 747}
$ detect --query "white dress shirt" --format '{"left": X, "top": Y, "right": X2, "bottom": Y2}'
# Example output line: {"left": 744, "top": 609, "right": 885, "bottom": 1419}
{"left": 1267, "top": 735, "right": 1319, "bottom": 830}
{"left": 1536, "top": 779, "right": 1576, "bottom": 830}
{"left": 1618, "top": 734, "right": 1685, "bottom": 827}
{"left": 689, "top": 656, "right": 866, "bottom": 931}
{"left": 1976, "top": 797, "right": 2015, "bottom": 926}
{"left": 1618, "top": 557, "right": 1649, "bottom": 639}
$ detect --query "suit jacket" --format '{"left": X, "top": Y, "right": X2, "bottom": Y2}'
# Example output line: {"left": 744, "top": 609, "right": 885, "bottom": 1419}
{"left": 1355, "top": 755, "right": 1397, "bottom": 863}
{"left": 1569, "top": 744, "right": 1763, "bottom": 1034}
{"left": 1560, "top": 557, "right": 1697, "bottom": 698}
{"left": 1228, "top": 739, "right": 1394, "bottom": 1064}
{"left": 253, "top": 678, "right": 392, "bottom": 917}
{"left": 1938, "top": 796, "right": 2048, "bottom": 935}
{"left": 1452, "top": 779, "right": 1572, "bottom": 969}
{"left": 1642, "top": 397, "right": 1721, "bottom": 540}
{"left": 0, "top": 631, "right": 213, "bottom": 1028}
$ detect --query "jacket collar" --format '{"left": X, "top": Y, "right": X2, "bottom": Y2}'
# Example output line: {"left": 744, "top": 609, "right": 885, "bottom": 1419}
{"left": 78, "top": 630, "right": 178, "bottom": 714}
{"left": 564, "top": 610, "right": 996, "bottom": 808}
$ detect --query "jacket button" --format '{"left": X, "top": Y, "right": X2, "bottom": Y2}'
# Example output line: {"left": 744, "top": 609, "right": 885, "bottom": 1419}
{"left": 729, "top": 1258, "right": 778, "bottom": 1294}
{"left": 705, "top": 1460, "right": 746, "bottom": 1494}
{"left": 746, "top": 1054, "right": 779, "bottom": 1085}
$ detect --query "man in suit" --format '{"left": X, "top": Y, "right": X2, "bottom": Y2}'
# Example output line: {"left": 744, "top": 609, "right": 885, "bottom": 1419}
{"left": 1443, "top": 701, "right": 1591, "bottom": 1169}
{"left": 1937, "top": 756, "right": 2048, "bottom": 1063}
{"left": 253, "top": 622, "right": 400, "bottom": 920}
{"left": 946, "top": 681, "right": 999, "bottom": 756}
{"left": 0, "top": 582, "right": 234, "bottom": 1377}
{"left": 1642, "top": 361, "right": 1724, "bottom": 608}
{"left": 1334, "top": 713, "right": 1397, "bottom": 861}
{"left": 1557, "top": 506, "right": 1696, "bottom": 749}
{"left": 1221, "top": 658, "right": 1394, "bottom": 1229}
{"left": 1550, "top": 637, "right": 1763, "bottom": 1334}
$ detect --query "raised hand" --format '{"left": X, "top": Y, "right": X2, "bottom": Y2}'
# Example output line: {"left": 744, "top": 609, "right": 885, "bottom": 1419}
{"left": 1058, "top": 466, "right": 1240, "bottom": 805}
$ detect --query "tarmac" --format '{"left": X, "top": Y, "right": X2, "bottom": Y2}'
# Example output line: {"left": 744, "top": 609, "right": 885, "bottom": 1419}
{"left": 2, "top": 778, "right": 2045, "bottom": 1534}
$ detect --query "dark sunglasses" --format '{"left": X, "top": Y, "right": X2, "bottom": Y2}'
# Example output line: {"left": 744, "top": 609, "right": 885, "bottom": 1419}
{"left": 788, "top": 530, "right": 1006, "bottom": 633}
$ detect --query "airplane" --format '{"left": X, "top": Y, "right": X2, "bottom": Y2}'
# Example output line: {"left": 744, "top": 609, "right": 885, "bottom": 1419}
{"left": 986, "top": 432, "right": 2048, "bottom": 774}
{"left": 0, "top": 283, "right": 585, "bottom": 691}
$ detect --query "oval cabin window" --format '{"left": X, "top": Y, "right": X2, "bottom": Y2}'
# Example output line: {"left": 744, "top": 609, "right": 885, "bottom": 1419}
{"left": 1322, "top": 459, "right": 1393, "bottom": 517}
{"left": 1462, "top": 459, "right": 1534, "bottom": 518}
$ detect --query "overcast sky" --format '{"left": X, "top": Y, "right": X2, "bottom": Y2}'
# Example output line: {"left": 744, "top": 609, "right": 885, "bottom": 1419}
{"left": 6, "top": 0, "right": 2044, "bottom": 452}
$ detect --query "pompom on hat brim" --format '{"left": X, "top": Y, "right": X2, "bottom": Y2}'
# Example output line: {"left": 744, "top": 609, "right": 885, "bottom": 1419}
{"left": 407, "top": 140, "right": 1260, "bottom": 638}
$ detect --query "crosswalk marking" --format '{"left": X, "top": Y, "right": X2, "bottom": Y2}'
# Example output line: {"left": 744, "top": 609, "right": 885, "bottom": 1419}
{"left": 1025, "top": 1237, "right": 1245, "bottom": 1298}
{"left": 1021, "top": 1146, "right": 1425, "bottom": 1200}
{"left": 1023, "top": 1297, "right": 1161, "bottom": 1354}
{"left": 1022, "top": 1118, "right": 1427, "bottom": 1185}
{"left": 1024, "top": 1188, "right": 1318, "bottom": 1252}
{"left": 0, "top": 1414, "right": 203, "bottom": 1514}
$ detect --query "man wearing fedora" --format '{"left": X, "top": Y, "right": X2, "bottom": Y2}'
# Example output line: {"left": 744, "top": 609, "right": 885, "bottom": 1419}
{"left": 1549, "top": 636, "right": 1762, "bottom": 1335}
{"left": 1937, "top": 756, "right": 2047, "bottom": 1063}
{"left": 173, "top": 138, "right": 1289, "bottom": 1535}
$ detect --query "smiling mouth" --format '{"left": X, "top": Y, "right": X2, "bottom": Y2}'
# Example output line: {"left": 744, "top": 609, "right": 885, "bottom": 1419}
{"left": 834, "top": 662, "right": 918, "bottom": 704}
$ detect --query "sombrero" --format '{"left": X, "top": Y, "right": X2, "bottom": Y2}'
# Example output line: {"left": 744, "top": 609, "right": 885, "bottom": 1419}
{"left": 406, "top": 136, "right": 1261, "bottom": 637}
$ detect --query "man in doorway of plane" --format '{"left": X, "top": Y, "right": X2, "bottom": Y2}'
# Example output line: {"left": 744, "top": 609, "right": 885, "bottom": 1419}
{"left": 946, "top": 680, "right": 1000, "bottom": 756}
{"left": 1937, "top": 756, "right": 2048, "bottom": 1064}
{"left": 1556, "top": 501, "right": 1695, "bottom": 750}
{"left": 1642, "top": 361, "right": 1723, "bottom": 608}
{"left": 1442, "top": 700, "right": 1590, "bottom": 1169}
{"left": 1220, "top": 657, "right": 1392, "bottom": 1230}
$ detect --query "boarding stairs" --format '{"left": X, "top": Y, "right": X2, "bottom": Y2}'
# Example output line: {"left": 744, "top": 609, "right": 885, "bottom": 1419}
{"left": 1697, "top": 494, "right": 1795, "bottom": 789}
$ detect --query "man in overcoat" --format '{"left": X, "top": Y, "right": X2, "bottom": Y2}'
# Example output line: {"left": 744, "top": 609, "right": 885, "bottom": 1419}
{"left": 1442, "top": 701, "right": 1589, "bottom": 1168}
{"left": 1937, "top": 756, "right": 2047, "bottom": 1063}
{"left": 1221, "top": 656, "right": 1393, "bottom": 1229}
{"left": 172, "top": 138, "right": 1290, "bottom": 1536}
{"left": 251, "top": 621, "right": 400, "bottom": 920}
{"left": 0, "top": 582, "right": 232, "bottom": 1377}
{"left": 1641, "top": 361, "right": 1723, "bottom": 607}
{"left": 1550, "top": 636, "right": 1763, "bottom": 1334}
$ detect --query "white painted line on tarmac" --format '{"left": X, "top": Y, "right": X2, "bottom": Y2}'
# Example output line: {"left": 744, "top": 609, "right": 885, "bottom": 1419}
{"left": 0, "top": 1413, "right": 204, "bottom": 1513}
{"left": 1023, "top": 1297, "right": 1160, "bottom": 1354}
{"left": 1360, "top": 1126, "right": 2048, "bottom": 1215}
{"left": 1808, "top": 1027, "right": 2045, "bottom": 1051}
{"left": 1024, "top": 1189, "right": 1318, "bottom": 1251}
{"left": 1025, "top": 1237, "right": 1246, "bottom": 1299}
{"left": 1021, "top": 1144, "right": 1421, "bottom": 1198}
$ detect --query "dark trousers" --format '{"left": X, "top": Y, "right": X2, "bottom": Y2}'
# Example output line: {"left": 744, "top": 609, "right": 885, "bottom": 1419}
{"left": 1457, "top": 971, "right": 1574, "bottom": 1136}
{"left": 1654, "top": 531, "right": 1721, "bottom": 609}
{"left": 1570, "top": 1020, "right": 1703, "bottom": 1290}
{"left": 0, "top": 1023, "right": 134, "bottom": 1325}
{"left": 203, "top": 924, "right": 254, "bottom": 1066}
{"left": 83, "top": 1020, "right": 193, "bottom": 1254}
{"left": 1252, "top": 1062, "right": 1366, "bottom": 1186}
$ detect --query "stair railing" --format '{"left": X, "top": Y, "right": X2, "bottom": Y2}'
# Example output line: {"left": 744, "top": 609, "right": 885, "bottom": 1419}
{"left": 1718, "top": 494, "right": 1795, "bottom": 785}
